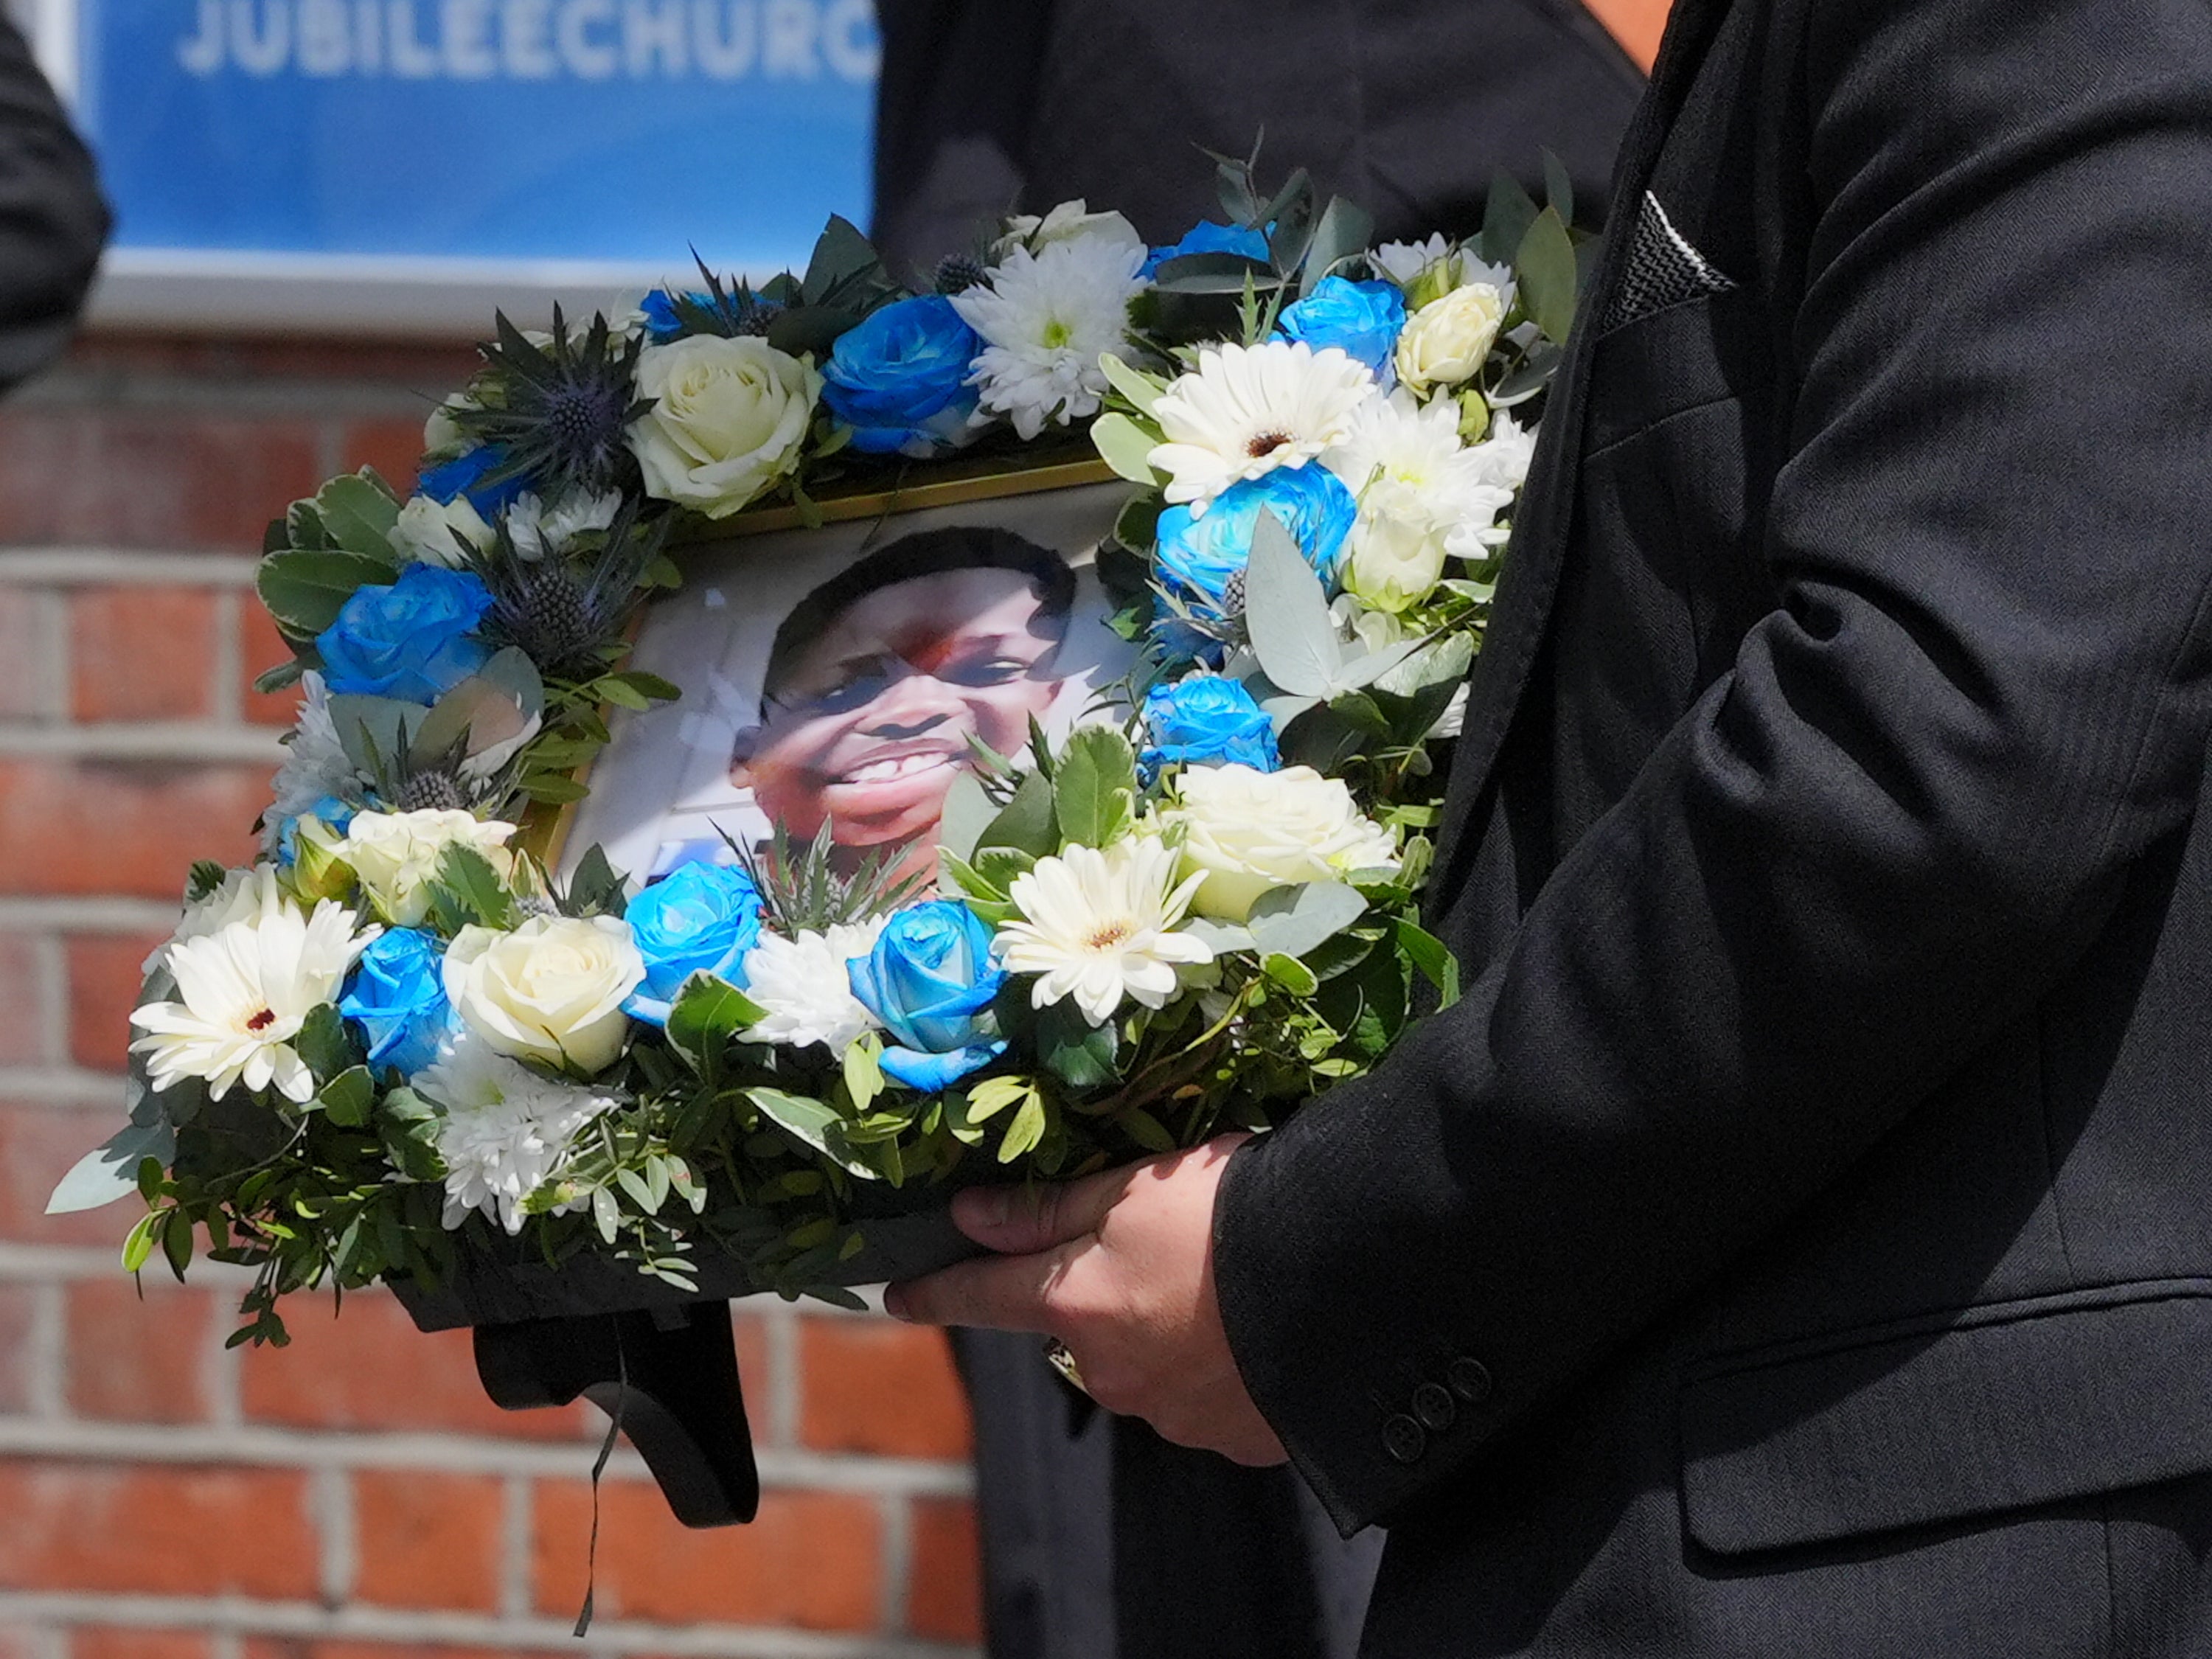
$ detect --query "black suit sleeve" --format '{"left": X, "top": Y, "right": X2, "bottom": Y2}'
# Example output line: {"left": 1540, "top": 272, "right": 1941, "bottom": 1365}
{"left": 0, "top": 18, "right": 105, "bottom": 392}
{"left": 1214, "top": 0, "right": 2212, "bottom": 1534}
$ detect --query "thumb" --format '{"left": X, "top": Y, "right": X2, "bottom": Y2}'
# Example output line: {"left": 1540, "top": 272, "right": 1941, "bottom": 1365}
{"left": 952, "top": 1165, "right": 1132, "bottom": 1255}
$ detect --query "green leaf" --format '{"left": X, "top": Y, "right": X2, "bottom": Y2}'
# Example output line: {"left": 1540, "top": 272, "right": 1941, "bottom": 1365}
{"left": 1243, "top": 510, "right": 1344, "bottom": 697}
{"left": 1299, "top": 195, "right": 1374, "bottom": 297}
{"left": 1091, "top": 412, "right": 1167, "bottom": 486}
{"left": 1052, "top": 728, "right": 1138, "bottom": 849}
{"left": 1541, "top": 149, "right": 1576, "bottom": 227}
{"left": 1038, "top": 1001, "right": 1120, "bottom": 1089}
{"left": 439, "top": 844, "right": 518, "bottom": 931}
{"left": 520, "top": 775, "right": 591, "bottom": 805}
{"left": 565, "top": 844, "right": 629, "bottom": 919}
{"left": 616, "top": 670, "right": 681, "bottom": 702}
{"left": 316, "top": 1065, "right": 375, "bottom": 1129}
{"left": 257, "top": 549, "right": 401, "bottom": 641}
{"left": 187, "top": 860, "right": 231, "bottom": 902}
{"left": 1097, "top": 354, "right": 1167, "bottom": 419}
{"left": 667, "top": 973, "right": 767, "bottom": 1079}
{"left": 1262, "top": 953, "right": 1321, "bottom": 997}
{"left": 121, "top": 1211, "right": 161, "bottom": 1274}
{"left": 1248, "top": 882, "right": 1370, "bottom": 960}
{"left": 296, "top": 1004, "right": 358, "bottom": 1084}
{"left": 163, "top": 1209, "right": 196, "bottom": 1279}
{"left": 977, "top": 768, "right": 1060, "bottom": 860}
{"left": 999, "top": 1093, "right": 1049, "bottom": 1164}
{"left": 1395, "top": 919, "right": 1463, "bottom": 1008}
{"left": 311, "top": 471, "right": 406, "bottom": 560}
{"left": 1152, "top": 251, "right": 1279, "bottom": 295}
{"left": 1117, "top": 1107, "right": 1177, "bottom": 1154}
{"left": 1516, "top": 206, "right": 1580, "bottom": 346}
{"left": 597, "top": 676, "right": 651, "bottom": 712}
{"left": 253, "top": 658, "right": 306, "bottom": 697}
{"left": 966, "top": 1076, "right": 1037, "bottom": 1124}
{"left": 748, "top": 1088, "right": 879, "bottom": 1178}
{"left": 592, "top": 1186, "right": 621, "bottom": 1243}
{"left": 844, "top": 1032, "right": 885, "bottom": 1112}
{"left": 937, "top": 770, "right": 996, "bottom": 864}
{"left": 1481, "top": 169, "right": 1543, "bottom": 269}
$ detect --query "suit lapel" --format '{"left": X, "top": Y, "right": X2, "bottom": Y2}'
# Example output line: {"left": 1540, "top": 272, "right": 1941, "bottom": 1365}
{"left": 1432, "top": 0, "right": 1736, "bottom": 891}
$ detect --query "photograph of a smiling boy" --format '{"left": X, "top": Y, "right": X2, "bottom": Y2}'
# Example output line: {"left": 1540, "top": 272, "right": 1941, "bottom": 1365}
{"left": 730, "top": 527, "right": 1078, "bottom": 882}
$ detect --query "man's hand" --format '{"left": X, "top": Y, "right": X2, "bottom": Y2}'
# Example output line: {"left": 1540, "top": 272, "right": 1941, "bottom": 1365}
{"left": 884, "top": 1135, "right": 1288, "bottom": 1467}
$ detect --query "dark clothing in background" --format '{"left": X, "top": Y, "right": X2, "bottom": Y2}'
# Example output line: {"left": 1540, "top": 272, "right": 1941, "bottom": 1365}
{"left": 0, "top": 19, "right": 105, "bottom": 390}
{"left": 888, "top": 9, "right": 1641, "bottom": 1657}
{"left": 872, "top": 0, "right": 1642, "bottom": 279}
{"left": 1215, "top": 0, "right": 2212, "bottom": 1651}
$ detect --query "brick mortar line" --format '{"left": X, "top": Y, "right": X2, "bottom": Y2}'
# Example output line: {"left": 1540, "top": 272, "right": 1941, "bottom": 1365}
{"left": 0, "top": 723, "right": 286, "bottom": 762}
{"left": 0, "top": 551, "right": 262, "bottom": 586}
{"left": 0, "top": 1417, "right": 975, "bottom": 1496}
{"left": 0, "top": 1065, "right": 129, "bottom": 1106}
{"left": 0, "top": 1592, "right": 981, "bottom": 1659}
{"left": 13, "top": 372, "right": 454, "bottom": 422}
{"left": 0, "top": 896, "right": 186, "bottom": 933}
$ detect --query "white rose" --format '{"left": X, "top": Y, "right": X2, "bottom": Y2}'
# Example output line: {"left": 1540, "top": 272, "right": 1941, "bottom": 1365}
{"left": 389, "top": 491, "right": 495, "bottom": 568}
{"left": 1168, "top": 765, "right": 1401, "bottom": 922}
{"left": 629, "top": 335, "right": 821, "bottom": 519}
{"left": 443, "top": 915, "right": 646, "bottom": 1076}
{"left": 1394, "top": 282, "right": 1508, "bottom": 397}
{"left": 338, "top": 811, "right": 518, "bottom": 928}
{"left": 1342, "top": 476, "right": 1452, "bottom": 613}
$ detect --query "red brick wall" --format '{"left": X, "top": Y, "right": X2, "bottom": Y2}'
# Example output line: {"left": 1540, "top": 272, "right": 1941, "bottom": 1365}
{"left": 0, "top": 334, "right": 982, "bottom": 1659}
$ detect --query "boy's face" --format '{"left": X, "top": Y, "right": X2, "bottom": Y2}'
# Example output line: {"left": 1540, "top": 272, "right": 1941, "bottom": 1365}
{"left": 731, "top": 565, "right": 1067, "bottom": 850}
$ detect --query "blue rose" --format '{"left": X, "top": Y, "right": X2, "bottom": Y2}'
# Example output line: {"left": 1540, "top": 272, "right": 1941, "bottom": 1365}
{"left": 276, "top": 796, "right": 355, "bottom": 869}
{"left": 1141, "top": 678, "right": 1280, "bottom": 776}
{"left": 316, "top": 563, "right": 495, "bottom": 705}
{"left": 341, "top": 929, "right": 453, "bottom": 1078}
{"left": 639, "top": 288, "right": 701, "bottom": 344}
{"left": 1144, "top": 220, "right": 1271, "bottom": 277}
{"left": 417, "top": 444, "right": 531, "bottom": 516}
{"left": 620, "top": 861, "right": 766, "bottom": 1028}
{"left": 821, "top": 296, "right": 984, "bottom": 457}
{"left": 1276, "top": 276, "right": 1407, "bottom": 381}
{"left": 1154, "top": 463, "right": 1359, "bottom": 624}
{"left": 848, "top": 901, "right": 1009, "bottom": 1091}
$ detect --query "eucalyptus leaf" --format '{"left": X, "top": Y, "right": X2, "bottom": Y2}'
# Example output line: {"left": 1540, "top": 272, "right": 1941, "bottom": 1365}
{"left": 1243, "top": 512, "right": 1344, "bottom": 696}
{"left": 1181, "top": 917, "right": 1256, "bottom": 956}
{"left": 1481, "top": 169, "right": 1542, "bottom": 269}
{"left": 1248, "top": 882, "right": 1369, "bottom": 959}
{"left": 1517, "top": 207, "right": 1580, "bottom": 345}
{"left": 1098, "top": 354, "right": 1167, "bottom": 419}
{"left": 1152, "top": 251, "right": 1280, "bottom": 295}
{"left": 1492, "top": 341, "right": 1565, "bottom": 408}
{"left": 1300, "top": 195, "right": 1374, "bottom": 298}
{"left": 1091, "top": 413, "right": 1167, "bottom": 486}
{"left": 46, "top": 1121, "right": 175, "bottom": 1215}
{"left": 1541, "top": 149, "right": 1576, "bottom": 226}
{"left": 938, "top": 770, "right": 996, "bottom": 864}
{"left": 329, "top": 694, "right": 428, "bottom": 780}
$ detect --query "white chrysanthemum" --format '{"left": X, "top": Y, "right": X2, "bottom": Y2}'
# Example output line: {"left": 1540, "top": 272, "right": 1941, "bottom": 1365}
{"left": 506, "top": 487, "right": 622, "bottom": 561}
{"left": 1459, "top": 410, "right": 1539, "bottom": 522}
{"left": 952, "top": 237, "right": 1148, "bottom": 440}
{"left": 415, "top": 1032, "right": 621, "bottom": 1234}
{"left": 1147, "top": 341, "right": 1377, "bottom": 513}
{"left": 994, "top": 838, "right": 1214, "bottom": 1027}
{"left": 130, "top": 885, "right": 378, "bottom": 1104}
{"left": 995, "top": 199, "right": 1146, "bottom": 261}
{"left": 261, "top": 672, "right": 361, "bottom": 857}
{"left": 1325, "top": 394, "right": 1517, "bottom": 608}
{"left": 740, "top": 919, "right": 886, "bottom": 1053}
{"left": 1370, "top": 234, "right": 1454, "bottom": 290}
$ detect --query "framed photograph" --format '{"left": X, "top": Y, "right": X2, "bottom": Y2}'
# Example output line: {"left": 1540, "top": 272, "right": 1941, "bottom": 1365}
{"left": 557, "top": 465, "right": 1135, "bottom": 888}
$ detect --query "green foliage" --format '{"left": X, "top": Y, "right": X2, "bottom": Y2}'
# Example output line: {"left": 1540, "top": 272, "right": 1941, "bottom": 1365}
{"left": 1051, "top": 729, "right": 1138, "bottom": 849}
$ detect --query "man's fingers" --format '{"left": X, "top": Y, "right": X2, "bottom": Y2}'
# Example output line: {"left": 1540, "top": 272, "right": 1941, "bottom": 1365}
{"left": 949, "top": 1164, "right": 1133, "bottom": 1255}
{"left": 885, "top": 1237, "right": 1088, "bottom": 1332}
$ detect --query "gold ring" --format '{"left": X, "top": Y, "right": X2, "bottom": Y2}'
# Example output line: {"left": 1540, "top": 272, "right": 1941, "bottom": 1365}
{"left": 1043, "top": 1337, "right": 1089, "bottom": 1395}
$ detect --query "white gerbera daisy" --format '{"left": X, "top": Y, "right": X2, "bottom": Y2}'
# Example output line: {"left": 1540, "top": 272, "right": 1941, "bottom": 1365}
{"left": 1147, "top": 341, "right": 1377, "bottom": 514}
{"left": 994, "top": 838, "right": 1215, "bottom": 1028}
{"left": 952, "top": 237, "right": 1148, "bottom": 440}
{"left": 739, "top": 919, "right": 886, "bottom": 1053}
{"left": 415, "top": 1032, "right": 621, "bottom": 1234}
{"left": 130, "top": 885, "right": 378, "bottom": 1104}
{"left": 261, "top": 672, "right": 361, "bottom": 856}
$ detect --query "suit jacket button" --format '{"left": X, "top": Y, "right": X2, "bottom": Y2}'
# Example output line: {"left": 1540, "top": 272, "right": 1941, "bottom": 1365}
{"left": 1413, "top": 1382, "right": 1457, "bottom": 1432}
{"left": 1382, "top": 1413, "right": 1427, "bottom": 1465}
{"left": 1448, "top": 1357, "right": 1493, "bottom": 1404}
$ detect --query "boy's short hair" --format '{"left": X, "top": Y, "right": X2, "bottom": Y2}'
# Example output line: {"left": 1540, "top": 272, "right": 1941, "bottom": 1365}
{"left": 760, "top": 526, "right": 1077, "bottom": 706}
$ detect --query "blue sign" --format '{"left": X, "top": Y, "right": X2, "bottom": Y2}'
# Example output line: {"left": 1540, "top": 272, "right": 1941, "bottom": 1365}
{"left": 77, "top": 0, "right": 878, "bottom": 271}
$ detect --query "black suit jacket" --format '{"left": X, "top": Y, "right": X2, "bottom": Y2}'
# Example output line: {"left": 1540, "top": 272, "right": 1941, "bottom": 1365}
{"left": 872, "top": 0, "right": 1643, "bottom": 278}
{"left": 1217, "top": 0, "right": 2212, "bottom": 1652}
{"left": 0, "top": 20, "right": 105, "bottom": 392}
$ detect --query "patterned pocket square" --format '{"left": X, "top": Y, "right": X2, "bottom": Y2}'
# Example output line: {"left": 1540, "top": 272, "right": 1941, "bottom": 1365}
{"left": 1604, "top": 192, "right": 1739, "bottom": 330}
